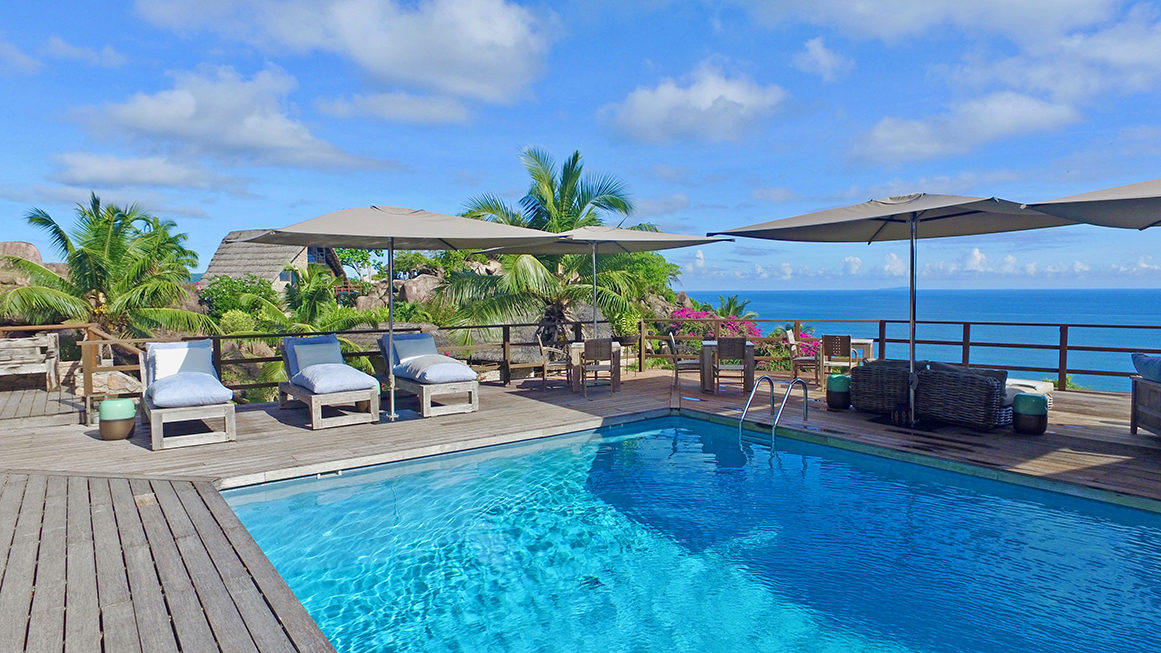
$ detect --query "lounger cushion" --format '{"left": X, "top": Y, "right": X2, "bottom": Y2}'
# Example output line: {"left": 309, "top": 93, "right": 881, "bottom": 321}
{"left": 282, "top": 334, "right": 340, "bottom": 376}
{"left": 147, "top": 340, "right": 216, "bottom": 385}
{"left": 294, "top": 341, "right": 344, "bottom": 371}
{"left": 393, "top": 354, "right": 477, "bottom": 384}
{"left": 290, "top": 363, "right": 378, "bottom": 394}
{"left": 148, "top": 372, "right": 233, "bottom": 408}
{"left": 388, "top": 333, "right": 440, "bottom": 366}
{"left": 929, "top": 361, "right": 1007, "bottom": 387}
{"left": 1133, "top": 353, "right": 1161, "bottom": 383}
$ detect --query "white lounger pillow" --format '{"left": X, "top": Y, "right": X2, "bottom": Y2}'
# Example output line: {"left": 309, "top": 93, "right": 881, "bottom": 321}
{"left": 148, "top": 372, "right": 234, "bottom": 408}
{"left": 291, "top": 363, "right": 379, "bottom": 394}
{"left": 393, "top": 354, "right": 477, "bottom": 384}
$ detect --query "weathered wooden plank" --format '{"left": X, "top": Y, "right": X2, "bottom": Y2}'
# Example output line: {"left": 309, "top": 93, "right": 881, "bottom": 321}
{"left": 196, "top": 481, "right": 336, "bottom": 653}
{"left": 0, "top": 473, "right": 26, "bottom": 585}
{"left": 26, "top": 475, "right": 68, "bottom": 653}
{"left": 130, "top": 478, "right": 219, "bottom": 653}
{"left": 89, "top": 478, "right": 143, "bottom": 653}
{"left": 0, "top": 389, "right": 24, "bottom": 420}
{"left": 107, "top": 477, "right": 181, "bottom": 653}
{"left": 152, "top": 479, "right": 260, "bottom": 653}
{"left": 65, "top": 475, "right": 100, "bottom": 653}
{"left": 0, "top": 474, "right": 47, "bottom": 652}
{"left": 173, "top": 481, "right": 296, "bottom": 652}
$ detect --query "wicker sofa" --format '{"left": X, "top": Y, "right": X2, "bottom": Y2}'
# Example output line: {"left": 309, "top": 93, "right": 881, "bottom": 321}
{"left": 851, "top": 360, "right": 917, "bottom": 414}
{"left": 851, "top": 360, "right": 1013, "bottom": 431}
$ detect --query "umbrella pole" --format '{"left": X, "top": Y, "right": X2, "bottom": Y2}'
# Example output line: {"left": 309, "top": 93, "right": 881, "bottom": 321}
{"left": 909, "top": 216, "right": 918, "bottom": 427}
{"left": 388, "top": 238, "right": 396, "bottom": 422}
{"left": 591, "top": 242, "right": 598, "bottom": 337}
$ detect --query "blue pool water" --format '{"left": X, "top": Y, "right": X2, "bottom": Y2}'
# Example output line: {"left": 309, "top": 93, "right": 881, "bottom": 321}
{"left": 226, "top": 418, "right": 1161, "bottom": 652}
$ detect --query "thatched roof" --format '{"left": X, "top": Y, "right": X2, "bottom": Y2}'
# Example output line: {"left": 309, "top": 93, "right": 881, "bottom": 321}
{"left": 202, "top": 230, "right": 344, "bottom": 282}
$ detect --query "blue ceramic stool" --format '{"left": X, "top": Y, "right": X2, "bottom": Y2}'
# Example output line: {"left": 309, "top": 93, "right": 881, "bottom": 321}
{"left": 99, "top": 398, "right": 137, "bottom": 441}
{"left": 827, "top": 374, "right": 851, "bottom": 410}
{"left": 1012, "top": 393, "right": 1048, "bottom": 435}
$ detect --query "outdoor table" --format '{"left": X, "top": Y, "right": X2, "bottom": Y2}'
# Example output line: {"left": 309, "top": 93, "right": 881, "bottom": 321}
{"left": 699, "top": 340, "right": 756, "bottom": 394}
{"left": 851, "top": 337, "right": 875, "bottom": 363}
{"left": 568, "top": 341, "right": 621, "bottom": 393}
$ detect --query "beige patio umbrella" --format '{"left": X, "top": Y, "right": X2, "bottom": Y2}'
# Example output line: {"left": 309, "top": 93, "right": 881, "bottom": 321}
{"left": 709, "top": 193, "right": 1074, "bottom": 424}
{"left": 1025, "top": 178, "right": 1161, "bottom": 230}
{"left": 479, "top": 225, "right": 732, "bottom": 333}
{"left": 247, "top": 206, "right": 561, "bottom": 421}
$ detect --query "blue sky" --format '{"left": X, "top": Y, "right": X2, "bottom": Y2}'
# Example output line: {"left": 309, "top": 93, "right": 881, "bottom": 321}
{"left": 2, "top": 0, "right": 1161, "bottom": 291}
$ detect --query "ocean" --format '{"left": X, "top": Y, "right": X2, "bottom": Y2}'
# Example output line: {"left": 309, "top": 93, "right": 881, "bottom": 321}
{"left": 687, "top": 289, "right": 1161, "bottom": 392}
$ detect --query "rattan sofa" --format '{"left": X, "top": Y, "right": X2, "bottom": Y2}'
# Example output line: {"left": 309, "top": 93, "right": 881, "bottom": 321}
{"left": 915, "top": 369, "right": 1012, "bottom": 431}
{"left": 850, "top": 360, "right": 917, "bottom": 414}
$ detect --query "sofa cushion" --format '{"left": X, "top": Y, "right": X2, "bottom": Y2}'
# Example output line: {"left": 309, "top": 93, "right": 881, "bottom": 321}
{"left": 1133, "top": 353, "right": 1161, "bottom": 383}
{"left": 393, "top": 354, "right": 477, "bottom": 384}
{"left": 147, "top": 340, "right": 216, "bottom": 385}
{"left": 386, "top": 333, "right": 440, "bottom": 366}
{"left": 929, "top": 361, "right": 1007, "bottom": 387}
{"left": 290, "top": 363, "right": 378, "bottom": 394}
{"left": 148, "top": 372, "right": 233, "bottom": 408}
{"left": 282, "top": 334, "right": 340, "bottom": 376}
{"left": 294, "top": 341, "right": 344, "bottom": 371}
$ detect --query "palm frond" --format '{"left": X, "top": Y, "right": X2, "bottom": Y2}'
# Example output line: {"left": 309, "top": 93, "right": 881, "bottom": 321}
{"left": 461, "top": 194, "right": 526, "bottom": 226}
{"left": 24, "top": 208, "right": 75, "bottom": 259}
{"left": 130, "top": 308, "right": 219, "bottom": 336}
{"left": 0, "top": 256, "right": 80, "bottom": 295}
{"left": 0, "top": 286, "right": 90, "bottom": 323}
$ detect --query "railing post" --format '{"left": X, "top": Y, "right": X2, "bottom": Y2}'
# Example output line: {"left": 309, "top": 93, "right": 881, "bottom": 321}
{"left": 793, "top": 320, "right": 803, "bottom": 338}
{"left": 1058, "top": 325, "right": 1069, "bottom": 391}
{"left": 878, "top": 320, "right": 887, "bottom": 360}
{"left": 961, "top": 323, "right": 971, "bottom": 366}
{"left": 211, "top": 336, "right": 223, "bottom": 379}
{"left": 713, "top": 319, "right": 721, "bottom": 340}
{"left": 573, "top": 322, "right": 583, "bottom": 342}
{"left": 638, "top": 319, "right": 645, "bottom": 372}
{"left": 501, "top": 325, "right": 511, "bottom": 386}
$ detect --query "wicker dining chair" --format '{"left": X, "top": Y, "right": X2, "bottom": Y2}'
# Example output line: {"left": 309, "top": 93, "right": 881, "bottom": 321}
{"left": 787, "top": 331, "right": 821, "bottom": 385}
{"left": 820, "top": 335, "right": 855, "bottom": 376}
{"left": 581, "top": 338, "right": 616, "bottom": 397}
{"left": 666, "top": 332, "right": 701, "bottom": 388}
{"left": 712, "top": 337, "right": 748, "bottom": 394}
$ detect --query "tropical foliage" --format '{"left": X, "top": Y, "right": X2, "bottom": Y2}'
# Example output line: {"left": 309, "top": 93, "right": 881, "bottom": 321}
{"left": 715, "top": 294, "right": 758, "bottom": 320}
{"left": 241, "top": 264, "right": 377, "bottom": 335}
{"left": 198, "top": 273, "right": 279, "bottom": 320}
{"left": 449, "top": 147, "right": 678, "bottom": 339}
{"left": 0, "top": 193, "right": 215, "bottom": 336}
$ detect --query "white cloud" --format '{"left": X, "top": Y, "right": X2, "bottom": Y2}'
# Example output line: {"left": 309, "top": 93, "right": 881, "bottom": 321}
{"left": 842, "top": 256, "right": 862, "bottom": 274}
{"left": 135, "top": 0, "right": 549, "bottom": 103}
{"left": 42, "top": 37, "right": 126, "bottom": 67}
{"left": 600, "top": 60, "right": 786, "bottom": 143}
{"left": 636, "top": 193, "right": 691, "bottom": 217}
{"left": 961, "top": 247, "right": 987, "bottom": 272}
{"left": 776, "top": 262, "right": 793, "bottom": 280}
{"left": 0, "top": 42, "right": 42, "bottom": 75}
{"left": 0, "top": 184, "right": 208, "bottom": 219}
{"left": 317, "top": 92, "right": 470, "bottom": 124}
{"left": 853, "top": 92, "right": 1079, "bottom": 164}
{"left": 792, "top": 37, "right": 853, "bottom": 81}
{"left": 880, "top": 252, "right": 906, "bottom": 277}
{"left": 51, "top": 153, "right": 240, "bottom": 191}
{"left": 94, "top": 66, "right": 377, "bottom": 168}
{"left": 998, "top": 254, "right": 1019, "bottom": 273}
{"left": 1072, "top": 260, "right": 1090, "bottom": 273}
{"left": 751, "top": 186, "right": 798, "bottom": 203}
{"left": 693, "top": 250, "right": 706, "bottom": 269}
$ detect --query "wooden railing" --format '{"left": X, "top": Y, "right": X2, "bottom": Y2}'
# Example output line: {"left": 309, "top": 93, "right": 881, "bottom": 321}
{"left": 639, "top": 317, "right": 1161, "bottom": 391}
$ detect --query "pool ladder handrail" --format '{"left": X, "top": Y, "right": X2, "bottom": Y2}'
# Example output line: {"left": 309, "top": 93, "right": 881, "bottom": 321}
{"left": 739, "top": 376, "right": 809, "bottom": 450}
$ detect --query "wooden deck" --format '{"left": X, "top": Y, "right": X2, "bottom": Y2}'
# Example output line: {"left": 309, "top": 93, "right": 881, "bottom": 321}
{"left": 0, "top": 387, "right": 83, "bottom": 427}
{"left": 0, "top": 471, "right": 333, "bottom": 652}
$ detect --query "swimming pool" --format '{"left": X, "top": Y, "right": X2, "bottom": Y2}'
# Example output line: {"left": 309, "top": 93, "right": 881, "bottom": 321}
{"left": 225, "top": 417, "right": 1161, "bottom": 652}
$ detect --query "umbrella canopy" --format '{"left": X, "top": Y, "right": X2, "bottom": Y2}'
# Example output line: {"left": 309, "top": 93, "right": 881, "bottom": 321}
{"left": 710, "top": 193, "right": 1074, "bottom": 425}
{"left": 480, "top": 225, "right": 731, "bottom": 333}
{"left": 1025, "top": 178, "right": 1161, "bottom": 230}
{"left": 247, "top": 206, "right": 560, "bottom": 422}
{"left": 245, "top": 205, "right": 562, "bottom": 250}
{"left": 709, "top": 193, "right": 1070, "bottom": 243}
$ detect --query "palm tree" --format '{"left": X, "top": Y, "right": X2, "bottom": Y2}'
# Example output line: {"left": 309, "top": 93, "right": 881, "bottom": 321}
{"left": 0, "top": 193, "right": 215, "bottom": 336}
{"left": 449, "top": 148, "right": 667, "bottom": 339}
{"left": 716, "top": 295, "right": 758, "bottom": 320}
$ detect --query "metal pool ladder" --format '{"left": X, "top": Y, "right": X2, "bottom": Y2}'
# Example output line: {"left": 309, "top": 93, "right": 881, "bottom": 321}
{"left": 739, "top": 376, "right": 809, "bottom": 450}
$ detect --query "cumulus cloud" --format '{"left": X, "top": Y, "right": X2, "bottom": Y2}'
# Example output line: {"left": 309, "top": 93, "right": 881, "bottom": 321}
{"left": 693, "top": 249, "right": 706, "bottom": 269}
{"left": 51, "top": 153, "right": 241, "bottom": 191}
{"left": 135, "top": 0, "right": 548, "bottom": 104}
{"left": 636, "top": 193, "right": 691, "bottom": 217}
{"left": 0, "top": 42, "right": 42, "bottom": 75}
{"left": 776, "top": 262, "right": 793, "bottom": 280}
{"left": 751, "top": 186, "right": 798, "bottom": 203}
{"left": 317, "top": 92, "right": 470, "bottom": 124}
{"left": 852, "top": 92, "right": 1079, "bottom": 164}
{"left": 792, "top": 37, "right": 853, "bottom": 81}
{"left": 880, "top": 252, "right": 907, "bottom": 277}
{"left": 600, "top": 60, "right": 786, "bottom": 143}
{"left": 42, "top": 37, "right": 126, "bottom": 67}
{"left": 961, "top": 247, "right": 987, "bottom": 272}
{"left": 92, "top": 65, "right": 378, "bottom": 168}
{"left": 842, "top": 256, "right": 862, "bottom": 274}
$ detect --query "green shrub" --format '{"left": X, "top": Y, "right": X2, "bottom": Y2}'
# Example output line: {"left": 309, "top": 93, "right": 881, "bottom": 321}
{"left": 198, "top": 274, "right": 278, "bottom": 320}
{"left": 218, "top": 309, "right": 257, "bottom": 334}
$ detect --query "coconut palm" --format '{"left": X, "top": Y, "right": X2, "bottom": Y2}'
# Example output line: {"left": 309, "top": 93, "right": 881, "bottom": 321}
{"left": 0, "top": 193, "right": 216, "bottom": 336}
{"left": 716, "top": 295, "right": 758, "bottom": 320}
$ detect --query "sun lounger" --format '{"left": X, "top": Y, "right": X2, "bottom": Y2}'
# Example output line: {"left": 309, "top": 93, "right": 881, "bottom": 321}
{"left": 278, "top": 334, "right": 380, "bottom": 430}
{"left": 139, "top": 340, "right": 236, "bottom": 450}
{"left": 378, "top": 333, "right": 478, "bottom": 417}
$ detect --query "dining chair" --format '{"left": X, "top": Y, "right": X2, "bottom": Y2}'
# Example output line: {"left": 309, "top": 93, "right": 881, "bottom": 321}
{"left": 712, "top": 337, "right": 748, "bottom": 394}
{"left": 787, "top": 331, "right": 821, "bottom": 386}
{"left": 581, "top": 338, "right": 616, "bottom": 397}
{"left": 820, "top": 334, "right": 855, "bottom": 376}
{"left": 666, "top": 332, "right": 701, "bottom": 388}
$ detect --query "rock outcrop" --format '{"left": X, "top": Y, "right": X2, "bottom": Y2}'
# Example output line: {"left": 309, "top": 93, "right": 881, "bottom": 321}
{"left": 395, "top": 273, "right": 441, "bottom": 303}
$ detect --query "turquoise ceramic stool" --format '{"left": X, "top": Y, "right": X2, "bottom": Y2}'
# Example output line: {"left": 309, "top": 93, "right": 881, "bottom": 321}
{"left": 826, "top": 374, "right": 851, "bottom": 410}
{"left": 98, "top": 398, "right": 137, "bottom": 441}
{"left": 1012, "top": 393, "right": 1048, "bottom": 435}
